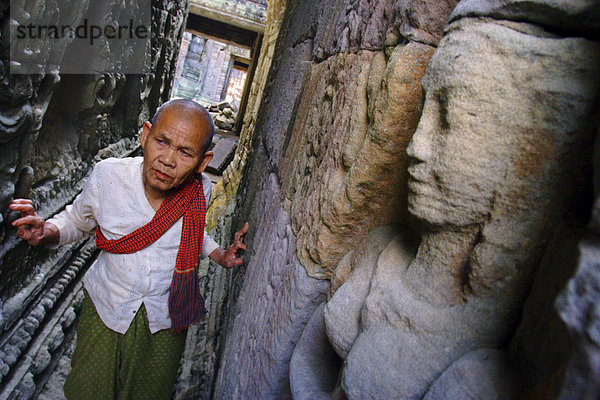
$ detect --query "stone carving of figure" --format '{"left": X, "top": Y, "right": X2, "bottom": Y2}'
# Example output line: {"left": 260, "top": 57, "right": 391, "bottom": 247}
{"left": 0, "top": 0, "right": 88, "bottom": 243}
{"left": 75, "top": 73, "right": 127, "bottom": 160}
{"left": 0, "top": 73, "right": 60, "bottom": 244}
{"left": 325, "top": 15, "right": 600, "bottom": 400}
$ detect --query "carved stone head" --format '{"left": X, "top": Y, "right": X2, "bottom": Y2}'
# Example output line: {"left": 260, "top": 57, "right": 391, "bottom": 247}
{"left": 405, "top": 21, "right": 600, "bottom": 304}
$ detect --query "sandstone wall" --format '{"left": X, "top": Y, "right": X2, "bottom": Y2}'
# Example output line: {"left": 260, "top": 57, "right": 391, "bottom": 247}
{"left": 0, "top": 0, "right": 189, "bottom": 397}
{"left": 213, "top": 0, "right": 600, "bottom": 398}
{"left": 212, "top": 0, "right": 457, "bottom": 397}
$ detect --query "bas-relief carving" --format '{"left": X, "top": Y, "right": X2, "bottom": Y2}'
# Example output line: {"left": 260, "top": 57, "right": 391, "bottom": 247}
{"left": 32, "top": 74, "right": 126, "bottom": 184}
{"left": 325, "top": 16, "right": 600, "bottom": 399}
{"left": 0, "top": 0, "right": 143, "bottom": 245}
{"left": 0, "top": 73, "right": 60, "bottom": 244}
{"left": 0, "top": 0, "right": 187, "bottom": 396}
{"left": 0, "top": 0, "right": 93, "bottom": 241}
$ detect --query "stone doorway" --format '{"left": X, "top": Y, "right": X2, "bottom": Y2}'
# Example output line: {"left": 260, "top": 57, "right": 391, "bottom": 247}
{"left": 171, "top": 1, "right": 266, "bottom": 180}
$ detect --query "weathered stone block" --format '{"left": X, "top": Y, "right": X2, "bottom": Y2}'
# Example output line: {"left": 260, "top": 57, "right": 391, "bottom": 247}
{"left": 395, "top": 0, "right": 461, "bottom": 45}
{"left": 207, "top": 135, "right": 238, "bottom": 174}
{"left": 259, "top": 39, "right": 313, "bottom": 169}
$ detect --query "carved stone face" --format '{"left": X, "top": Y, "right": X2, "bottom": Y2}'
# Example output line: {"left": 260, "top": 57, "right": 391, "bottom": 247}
{"left": 406, "top": 34, "right": 521, "bottom": 229}
{"left": 404, "top": 19, "right": 599, "bottom": 298}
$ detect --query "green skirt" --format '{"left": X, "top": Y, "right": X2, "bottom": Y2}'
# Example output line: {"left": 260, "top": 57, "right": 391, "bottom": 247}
{"left": 64, "top": 292, "right": 187, "bottom": 400}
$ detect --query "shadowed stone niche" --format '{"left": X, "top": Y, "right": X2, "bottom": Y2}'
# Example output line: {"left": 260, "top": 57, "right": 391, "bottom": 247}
{"left": 555, "top": 217, "right": 600, "bottom": 400}
{"left": 0, "top": 0, "right": 188, "bottom": 398}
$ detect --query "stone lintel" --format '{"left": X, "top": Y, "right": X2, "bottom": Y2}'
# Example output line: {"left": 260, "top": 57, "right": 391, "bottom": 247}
{"left": 189, "top": 1, "right": 266, "bottom": 34}
{"left": 187, "top": 12, "right": 259, "bottom": 49}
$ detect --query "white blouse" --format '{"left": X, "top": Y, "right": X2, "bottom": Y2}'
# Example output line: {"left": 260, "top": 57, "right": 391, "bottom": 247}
{"left": 47, "top": 157, "right": 219, "bottom": 333}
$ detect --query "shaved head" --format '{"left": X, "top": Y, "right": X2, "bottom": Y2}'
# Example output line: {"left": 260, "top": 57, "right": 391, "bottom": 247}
{"left": 151, "top": 99, "right": 214, "bottom": 153}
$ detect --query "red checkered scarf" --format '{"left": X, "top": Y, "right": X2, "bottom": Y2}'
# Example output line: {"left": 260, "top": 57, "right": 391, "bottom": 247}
{"left": 95, "top": 175, "right": 206, "bottom": 331}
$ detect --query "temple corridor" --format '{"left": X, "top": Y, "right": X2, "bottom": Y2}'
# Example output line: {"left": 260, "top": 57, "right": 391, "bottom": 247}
{"left": 1, "top": 1, "right": 600, "bottom": 399}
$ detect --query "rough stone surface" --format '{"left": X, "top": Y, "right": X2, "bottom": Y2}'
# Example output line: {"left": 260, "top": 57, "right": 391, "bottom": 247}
{"left": 395, "top": 0, "right": 461, "bottom": 45}
{"left": 282, "top": 42, "right": 434, "bottom": 279}
{"left": 213, "top": 172, "right": 329, "bottom": 399}
{"left": 290, "top": 302, "right": 341, "bottom": 400}
{"left": 324, "top": 226, "right": 400, "bottom": 359}
{"left": 189, "top": 0, "right": 267, "bottom": 32}
{"left": 310, "top": 0, "right": 395, "bottom": 58}
{"left": 422, "top": 348, "right": 521, "bottom": 400}
{"left": 214, "top": 114, "right": 235, "bottom": 130}
{"left": 308, "top": 0, "right": 460, "bottom": 60}
{"left": 256, "top": 39, "right": 313, "bottom": 171}
{"left": 173, "top": 244, "right": 235, "bottom": 400}
{"left": 37, "top": 336, "right": 75, "bottom": 400}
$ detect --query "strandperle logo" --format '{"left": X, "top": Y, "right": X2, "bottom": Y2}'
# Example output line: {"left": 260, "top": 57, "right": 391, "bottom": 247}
{"left": 15, "top": 19, "right": 149, "bottom": 46}
{"left": 9, "top": 0, "right": 151, "bottom": 74}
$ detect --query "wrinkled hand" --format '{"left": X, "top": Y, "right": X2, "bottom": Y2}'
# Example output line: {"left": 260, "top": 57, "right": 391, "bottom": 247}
{"left": 210, "top": 222, "right": 249, "bottom": 269}
{"left": 9, "top": 199, "right": 47, "bottom": 245}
